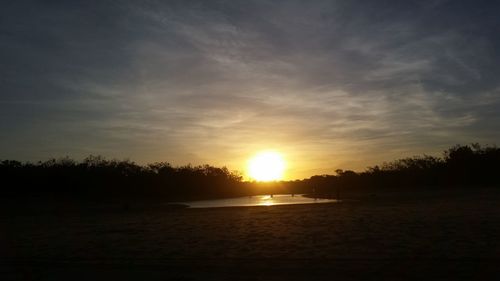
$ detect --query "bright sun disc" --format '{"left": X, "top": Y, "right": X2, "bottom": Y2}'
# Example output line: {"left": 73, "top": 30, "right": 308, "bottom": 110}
{"left": 248, "top": 151, "right": 285, "bottom": 181}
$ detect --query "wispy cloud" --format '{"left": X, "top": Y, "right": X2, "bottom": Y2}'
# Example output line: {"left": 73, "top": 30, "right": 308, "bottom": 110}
{"left": 1, "top": 0, "right": 499, "bottom": 178}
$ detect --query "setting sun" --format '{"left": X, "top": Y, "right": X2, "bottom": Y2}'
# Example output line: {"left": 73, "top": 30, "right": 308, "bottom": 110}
{"left": 248, "top": 151, "right": 285, "bottom": 181}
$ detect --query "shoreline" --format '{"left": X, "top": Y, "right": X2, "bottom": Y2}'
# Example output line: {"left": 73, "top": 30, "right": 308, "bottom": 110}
{"left": 2, "top": 188, "right": 500, "bottom": 280}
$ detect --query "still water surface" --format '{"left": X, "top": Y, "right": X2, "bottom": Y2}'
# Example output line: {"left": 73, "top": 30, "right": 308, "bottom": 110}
{"left": 183, "top": 194, "right": 338, "bottom": 208}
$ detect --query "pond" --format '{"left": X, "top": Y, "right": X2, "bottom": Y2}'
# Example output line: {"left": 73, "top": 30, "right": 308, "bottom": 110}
{"left": 181, "top": 194, "right": 338, "bottom": 208}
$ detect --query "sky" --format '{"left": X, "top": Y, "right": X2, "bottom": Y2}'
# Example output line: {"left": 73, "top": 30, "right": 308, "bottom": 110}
{"left": 1, "top": 0, "right": 500, "bottom": 180}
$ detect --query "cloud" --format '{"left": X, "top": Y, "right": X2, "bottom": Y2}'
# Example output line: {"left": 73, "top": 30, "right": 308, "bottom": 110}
{"left": 1, "top": 0, "right": 500, "bottom": 178}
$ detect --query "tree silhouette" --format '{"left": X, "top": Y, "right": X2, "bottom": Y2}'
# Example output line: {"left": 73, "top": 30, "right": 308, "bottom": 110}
{"left": 1, "top": 144, "right": 499, "bottom": 202}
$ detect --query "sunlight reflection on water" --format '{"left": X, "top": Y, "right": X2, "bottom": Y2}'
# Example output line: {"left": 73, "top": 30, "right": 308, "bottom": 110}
{"left": 183, "top": 194, "right": 338, "bottom": 208}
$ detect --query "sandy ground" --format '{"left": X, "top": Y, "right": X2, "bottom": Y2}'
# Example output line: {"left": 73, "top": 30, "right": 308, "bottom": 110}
{"left": 2, "top": 188, "right": 500, "bottom": 280}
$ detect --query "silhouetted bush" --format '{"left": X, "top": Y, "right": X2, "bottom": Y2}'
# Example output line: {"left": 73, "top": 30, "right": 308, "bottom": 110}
{"left": 1, "top": 144, "right": 499, "bottom": 202}
{"left": 308, "top": 143, "right": 500, "bottom": 196}
{"left": 0, "top": 157, "right": 243, "bottom": 201}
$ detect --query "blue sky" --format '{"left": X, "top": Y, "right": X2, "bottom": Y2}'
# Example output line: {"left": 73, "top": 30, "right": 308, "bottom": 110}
{"left": 1, "top": 0, "right": 499, "bottom": 179}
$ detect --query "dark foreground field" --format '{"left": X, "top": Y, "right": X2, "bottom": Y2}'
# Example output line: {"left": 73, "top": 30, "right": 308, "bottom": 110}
{"left": 2, "top": 188, "right": 500, "bottom": 280}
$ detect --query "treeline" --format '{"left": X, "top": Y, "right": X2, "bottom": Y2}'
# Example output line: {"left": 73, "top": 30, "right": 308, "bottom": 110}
{"left": 306, "top": 143, "right": 500, "bottom": 196}
{"left": 0, "top": 156, "right": 245, "bottom": 201}
{"left": 1, "top": 144, "right": 499, "bottom": 202}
